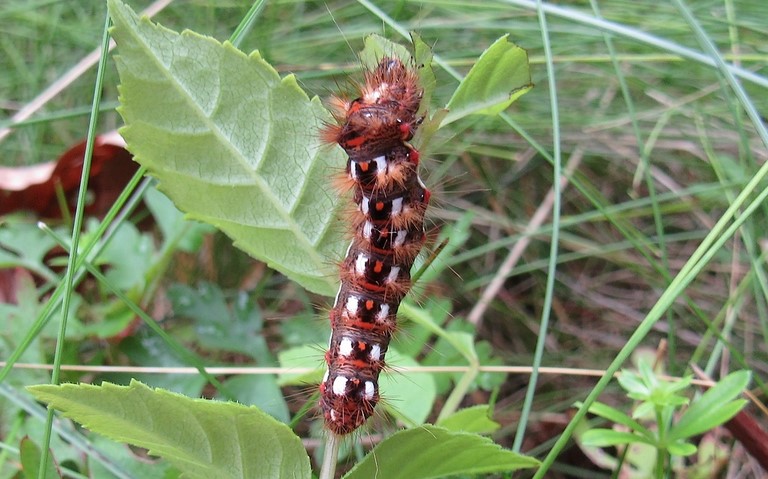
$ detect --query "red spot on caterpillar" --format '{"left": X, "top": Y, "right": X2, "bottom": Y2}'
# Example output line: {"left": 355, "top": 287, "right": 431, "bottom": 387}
{"left": 345, "top": 135, "right": 368, "bottom": 149}
{"left": 409, "top": 148, "right": 420, "bottom": 165}
{"left": 320, "top": 55, "right": 428, "bottom": 435}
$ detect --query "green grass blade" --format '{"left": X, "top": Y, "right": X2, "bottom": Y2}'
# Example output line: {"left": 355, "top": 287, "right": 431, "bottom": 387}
{"left": 512, "top": 0, "right": 561, "bottom": 454}
{"left": 39, "top": 8, "right": 113, "bottom": 478}
{"left": 501, "top": 0, "right": 768, "bottom": 89}
{"left": 670, "top": 0, "right": 768, "bottom": 149}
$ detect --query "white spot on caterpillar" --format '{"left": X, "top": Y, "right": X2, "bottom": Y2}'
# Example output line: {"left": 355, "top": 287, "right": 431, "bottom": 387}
{"left": 339, "top": 337, "right": 354, "bottom": 356}
{"left": 394, "top": 230, "right": 407, "bottom": 247}
{"left": 370, "top": 343, "right": 381, "bottom": 361}
{"left": 355, "top": 253, "right": 368, "bottom": 275}
{"left": 363, "top": 381, "right": 375, "bottom": 400}
{"left": 391, "top": 197, "right": 403, "bottom": 216}
{"left": 365, "top": 84, "right": 388, "bottom": 103}
{"left": 330, "top": 409, "right": 337, "bottom": 421}
{"left": 363, "top": 220, "right": 374, "bottom": 239}
{"left": 377, "top": 304, "right": 389, "bottom": 322}
{"left": 322, "top": 369, "right": 329, "bottom": 383}
{"left": 361, "top": 196, "right": 370, "bottom": 215}
{"left": 332, "top": 376, "right": 348, "bottom": 396}
{"left": 346, "top": 295, "right": 359, "bottom": 315}
{"left": 350, "top": 164, "right": 358, "bottom": 180}
{"left": 373, "top": 155, "right": 386, "bottom": 171}
{"left": 387, "top": 266, "right": 400, "bottom": 284}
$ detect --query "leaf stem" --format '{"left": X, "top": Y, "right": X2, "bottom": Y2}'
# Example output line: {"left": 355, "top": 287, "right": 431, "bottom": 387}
{"left": 436, "top": 358, "right": 479, "bottom": 423}
{"left": 319, "top": 433, "right": 340, "bottom": 479}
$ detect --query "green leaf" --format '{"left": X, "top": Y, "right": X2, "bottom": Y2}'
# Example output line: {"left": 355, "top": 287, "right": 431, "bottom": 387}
{"left": 411, "top": 32, "right": 437, "bottom": 112}
{"left": 218, "top": 375, "right": 290, "bottom": 424}
{"left": 444, "top": 34, "right": 532, "bottom": 126}
{"left": 665, "top": 375, "right": 694, "bottom": 394}
{"left": 342, "top": 425, "right": 538, "bottom": 479}
{"left": 668, "top": 370, "right": 750, "bottom": 441}
{"left": 617, "top": 369, "right": 647, "bottom": 396}
{"left": 277, "top": 344, "right": 323, "bottom": 386}
{"left": 414, "top": 211, "right": 473, "bottom": 285}
{"left": 27, "top": 380, "right": 311, "bottom": 479}
{"left": 168, "top": 283, "right": 271, "bottom": 361}
{"left": 380, "top": 349, "right": 437, "bottom": 428}
{"left": 98, "top": 221, "right": 153, "bottom": 290}
{"left": 579, "top": 401, "right": 652, "bottom": 439}
{"left": 667, "top": 440, "right": 697, "bottom": 457}
{"left": 632, "top": 401, "right": 657, "bottom": 420}
{"left": 436, "top": 405, "right": 500, "bottom": 434}
{"left": 108, "top": 0, "right": 344, "bottom": 297}
{"left": 19, "top": 437, "right": 61, "bottom": 479}
{"left": 87, "top": 435, "right": 178, "bottom": 479}
{"left": 359, "top": 34, "right": 414, "bottom": 70}
{"left": 0, "top": 220, "right": 59, "bottom": 282}
{"left": 144, "top": 186, "right": 212, "bottom": 252}
{"left": 580, "top": 429, "right": 655, "bottom": 448}
{"left": 446, "top": 331, "right": 478, "bottom": 362}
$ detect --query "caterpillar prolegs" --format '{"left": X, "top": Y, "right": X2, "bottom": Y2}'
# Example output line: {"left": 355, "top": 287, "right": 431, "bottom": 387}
{"left": 319, "top": 57, "right": 429, "bottom": 435}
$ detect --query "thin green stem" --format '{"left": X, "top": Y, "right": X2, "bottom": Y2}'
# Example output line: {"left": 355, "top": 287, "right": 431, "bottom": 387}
{"left": 37, "top": 10, "right": 112, "bottom": 478}
{"left": 436, "top": 359, "right": 479, "bottom": 423}
{"left": 512, "top": 0, "right": 562, "bottom": 454}
{"left": 654, "top": 407, "right": 665, "bottom": 479}
{"left": 229, "top": 0, "right": 267, "bottom": 48}
{"left": 319, "top": 434, "right": 341, "bottom": 479}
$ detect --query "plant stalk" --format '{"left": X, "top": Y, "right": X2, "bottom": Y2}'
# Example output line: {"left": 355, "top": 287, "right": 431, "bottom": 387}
{"left": 319, "top": 433, "right": 341, "bottom": 479}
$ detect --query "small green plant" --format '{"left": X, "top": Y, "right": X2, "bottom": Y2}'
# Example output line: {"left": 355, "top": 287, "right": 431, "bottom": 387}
{"left": 577, "top": 361, "right": 750, "bottom": 478}
{"left": 23, "top": 1, "right": 538, "bottom": 478}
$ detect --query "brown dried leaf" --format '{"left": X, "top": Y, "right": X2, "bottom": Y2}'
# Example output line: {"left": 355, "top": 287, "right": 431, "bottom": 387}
{"left": 0, "top": 132, "right": 137, "bottom": 218}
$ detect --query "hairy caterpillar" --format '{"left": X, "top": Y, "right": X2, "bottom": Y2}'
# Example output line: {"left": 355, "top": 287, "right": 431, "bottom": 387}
{"left": 319, "top": 56, "right": 429, "bottom": 435}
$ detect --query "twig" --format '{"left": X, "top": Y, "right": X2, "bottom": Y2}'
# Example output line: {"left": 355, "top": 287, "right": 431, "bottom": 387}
{"left": 467, "top": 146, "right": 584, "bottom": 327}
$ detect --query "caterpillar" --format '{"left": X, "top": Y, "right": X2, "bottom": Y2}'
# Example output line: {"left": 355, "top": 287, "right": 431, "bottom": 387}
{"left": 318, "top": 56, "right": 430, "bottom": 435}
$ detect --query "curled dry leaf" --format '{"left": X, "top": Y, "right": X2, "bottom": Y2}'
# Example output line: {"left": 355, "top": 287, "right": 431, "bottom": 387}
{"left": 724, "top": 409, "right": 768, "bottom": 471}
{"left": 0, "top": 132, "right": 137, "bottom": 218}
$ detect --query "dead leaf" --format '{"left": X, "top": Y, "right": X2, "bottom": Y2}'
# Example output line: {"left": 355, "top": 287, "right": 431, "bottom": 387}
{"left": 0, "top": 132, "right": 137, "bottom": 218}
